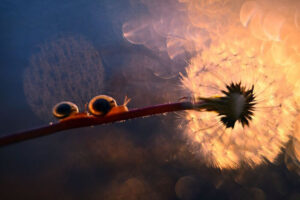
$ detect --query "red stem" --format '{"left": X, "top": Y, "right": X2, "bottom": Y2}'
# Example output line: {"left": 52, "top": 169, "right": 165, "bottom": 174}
{"left": 0, "top": 101, "right": 198, "bottom": 147}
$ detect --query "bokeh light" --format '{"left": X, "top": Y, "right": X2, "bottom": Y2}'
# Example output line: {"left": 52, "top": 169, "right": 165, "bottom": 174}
{"left": 122, "top": 0, "right": 300, "bottom": 169}
{"left": 23, "top": 36, "right": 104, "bottom": 121}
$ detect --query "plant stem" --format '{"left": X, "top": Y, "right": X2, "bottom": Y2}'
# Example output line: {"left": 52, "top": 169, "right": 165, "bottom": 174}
{"left": 0, "top": 101, "right": 203, "bottom": 147}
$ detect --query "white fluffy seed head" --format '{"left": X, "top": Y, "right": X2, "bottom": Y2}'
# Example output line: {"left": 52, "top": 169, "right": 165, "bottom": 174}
{"left": 181, "top": 47, "right": 297, "bottom": 169}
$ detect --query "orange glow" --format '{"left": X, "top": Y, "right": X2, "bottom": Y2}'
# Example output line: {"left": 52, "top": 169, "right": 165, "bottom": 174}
{"left": 123, "top": 0, "right": 300, "bottom": 168}
{"left": 180, "top": 0, "right": 300, "bottom": 168}
{"left": 181, "top": 44, "right": 297, "bottom": 168}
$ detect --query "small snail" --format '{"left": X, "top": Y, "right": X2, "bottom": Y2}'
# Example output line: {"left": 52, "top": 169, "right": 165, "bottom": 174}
{"left": 88, "top": 95, "right": 117, "bottom": 116}
{"left": 88, "top": 95, "right": 130, "bottom": 116}
{"left": 52, "top": 101, "right": 79, "bottom": 119}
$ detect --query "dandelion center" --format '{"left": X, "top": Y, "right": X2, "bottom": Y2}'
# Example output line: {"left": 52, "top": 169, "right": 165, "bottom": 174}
{"left": 199, "top": 82, "right": 256, "bottom": 128}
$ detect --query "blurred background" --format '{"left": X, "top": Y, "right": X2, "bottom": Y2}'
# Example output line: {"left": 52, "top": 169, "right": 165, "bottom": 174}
{"left": 0, "top": 0, "right": 300, "bottom": 199}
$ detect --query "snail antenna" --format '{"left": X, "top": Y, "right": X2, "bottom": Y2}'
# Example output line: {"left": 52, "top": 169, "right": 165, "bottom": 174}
{"left": 124, "top": 96, "right": 131, "bottom": 106}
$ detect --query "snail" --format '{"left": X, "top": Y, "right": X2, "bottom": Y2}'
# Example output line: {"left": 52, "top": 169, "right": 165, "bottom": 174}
{"left": 52, "top": 101, "right": 79, "bottom": 119}
{"left": 88, "top": 95, "right": 130, "bottom": 116}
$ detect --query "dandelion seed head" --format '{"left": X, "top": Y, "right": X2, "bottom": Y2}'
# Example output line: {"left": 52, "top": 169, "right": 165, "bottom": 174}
{"left": 181, "top": 43, "right": 297, "bottom": 169}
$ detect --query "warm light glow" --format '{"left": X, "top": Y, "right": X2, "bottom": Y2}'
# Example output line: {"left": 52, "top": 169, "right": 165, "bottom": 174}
{"left": 181, "top": 43, "right": 297, "bottom": 168}
{"left": 122, "top": 0, "right": 300, "bottom": 168}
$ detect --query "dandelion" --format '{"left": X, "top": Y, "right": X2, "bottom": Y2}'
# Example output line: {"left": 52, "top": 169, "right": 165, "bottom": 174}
{"left": 181, "top": 45, "right": 297, "bottom": 169}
